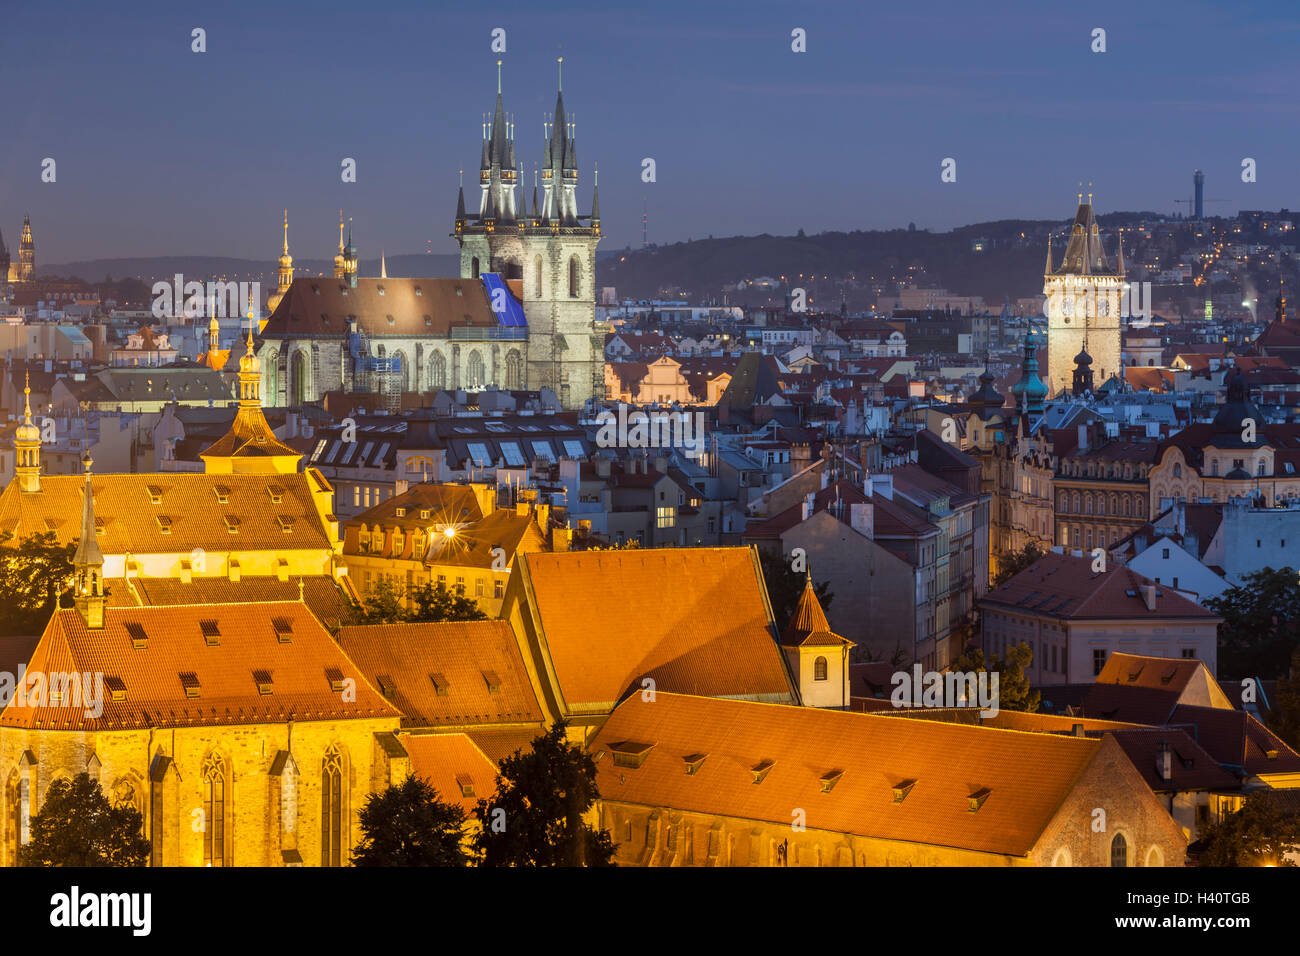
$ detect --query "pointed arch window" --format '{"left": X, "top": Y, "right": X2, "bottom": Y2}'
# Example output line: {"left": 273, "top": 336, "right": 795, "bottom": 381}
{"left": 1110, "top": 832, "right": 1127, "bottom": 867}
{"left": 568, "top": 256, "right": 580, "bottom": 298}
{"left": 202, "top": 753, "right": 228, "bottom": 866}
{"left": 322, "top": 745, "right": 343, "bottom": 868}
{"left": 430, "top": 352, "right": 447, "bottom": 390}
{"left": 466, "top": 351, "right": 485, "bottom": 389}
{"left": 534, "top": 256, "right": 544, "bottom": 298}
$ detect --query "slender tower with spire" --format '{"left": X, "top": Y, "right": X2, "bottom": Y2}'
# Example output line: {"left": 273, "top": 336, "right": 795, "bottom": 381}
{"left": 73, "top": 452, "right": 105, "bottom": 629}
{"left": 12, "top": 372, "right": 42, "bottom": 493}
{"left": 17, "top": 215, "right": 34, "bottom": 283}
{"left": 268, "top": 210, "right": 294, "bottom": 313}
{"left": 451, "top": 58, "right": 603, "bottom": 408}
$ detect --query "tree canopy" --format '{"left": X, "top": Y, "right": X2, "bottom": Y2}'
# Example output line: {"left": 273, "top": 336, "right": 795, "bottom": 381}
{"left": 473, "top": 721, "right": 615, "bottom": 867}
{"left": 347, "top": 578, "right": 488, "bottom": 626}
{"left": 0, "top": 532, "right": 76, "bottom": 637}
{"left": 760, "top": 549, "right": 833, "bottom": 631}
{"left": 352, "top": 774, "right": 469, "bottom": 867}
{"left": 18, "top": 773, "right": 150, "bottom": 867}
{"left": 1204, "top": 567, "right": 1300, "bottom": 679}
{"left": 1191, "top": 792, "right": 1300, "bottom": 867}
{"left": 992, "top": 541, "right": 1045, "bottom": 589}
{"left": 949, "top": 640, "right": 1041, "bottom": 713}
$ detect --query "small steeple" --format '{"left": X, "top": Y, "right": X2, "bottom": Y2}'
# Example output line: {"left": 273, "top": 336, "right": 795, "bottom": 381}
{"left": 13, "top": 371, "right": 42, "bottom": 493}
{"left": 1044, "top": 235, "right": 1054, "bottom": 276}
{"left": 73, "top": 454, "right": 105, "bottom": 629}
{"left": 783, "top": 571, "right": 834, "bottom": 645}
{"left": 591, "top": 163, "right": 600, "bottom": 234}
{"left": 1115, "top": 228, "right": 1126, "bottom": 275}
{"left": 380, "top": 249, "right": 387, "bottom": 279}
{"left": 333, "top": 210, "right": 347, "bottom": 278}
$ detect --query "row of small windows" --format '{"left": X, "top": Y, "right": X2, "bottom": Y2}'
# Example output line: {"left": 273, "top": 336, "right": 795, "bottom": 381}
{"left": 1058, "top": 492, "right": 1145, "bottom": 516}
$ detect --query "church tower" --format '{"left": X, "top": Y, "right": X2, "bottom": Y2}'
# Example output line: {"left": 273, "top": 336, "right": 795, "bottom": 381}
{"left": 453, "top": 60, "right": 603, "bottom": 410}
{"left": 332, "top": 211, "right": 347, "bottom": 279}
{"left": 17, "top": 215, "right": 34, "bottom": 282}
{"left": 73, "top": 453, "right": 105, "bottom": 630}
{"left": 12, "top": 373, "right": 42, "bottom": 493}
{"left": 268, "top": 210, "right": 294, "bottom": 313}
{"left": 1044, "top": 195, "right": 1124, "bottom": 397}
{"left": 199, "top": 312, "right": 303, "bottom": 474}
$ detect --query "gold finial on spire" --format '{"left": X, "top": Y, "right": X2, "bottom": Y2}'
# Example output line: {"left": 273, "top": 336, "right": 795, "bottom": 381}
{"left": 22, "top": 371, "right": 31, "bottom": 422}
{"left": 497, "top": 59, "right": 502, "bottom": 94}
{"left": 558, "top": 56, "right": 563, "bottom": 91}
{"left": 1077, "top": 182, "right": 1083, "bottom": 204}
{"left": 282, "top": 209, "right": 289, "bottom": 254}
{"left": 338, "top": 210, "right": 345, "bottom": 253}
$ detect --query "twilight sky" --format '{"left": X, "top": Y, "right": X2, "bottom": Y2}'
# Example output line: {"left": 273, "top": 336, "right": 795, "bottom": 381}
{"left": 3, "top": 0, "right": 1298, "bottom": 265}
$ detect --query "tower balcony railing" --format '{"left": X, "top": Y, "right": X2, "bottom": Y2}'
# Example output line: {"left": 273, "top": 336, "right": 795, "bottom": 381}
{"left": 450, "top": 326, "right": 530, "bottom": 342}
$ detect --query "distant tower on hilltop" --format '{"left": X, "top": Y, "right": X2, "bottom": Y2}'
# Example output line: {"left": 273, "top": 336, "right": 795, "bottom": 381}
{"left": 18, "top": 215, "right": 35, "bottom": 282}
{"left": 1194, "top": 169, "right": 1205, "bottom": 221}
{"left": 1043, "top": 193, "right": 1124, "bottom": 397}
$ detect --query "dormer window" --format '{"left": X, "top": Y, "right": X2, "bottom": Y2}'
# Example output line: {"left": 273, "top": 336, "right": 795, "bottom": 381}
{"left": 750, "top": 759, "right": 775, "bottom": 784}
{"left": 414, "top": 286, "right": 423, "bottom": 297}
{"left": 200, "top": 620, "right": 220, "bottom": 646}
{"left": 146, "top": 485, "right": 163, "bottom": 504}
{"left": 429, "top": 673, "right": 449, "bottom": 696}
{"left": 267, "top": 484, "right": 285, "bottom": 503}
{"left": 125, "top": 622, "right": 148, "bottom": 649}
{"left": 223, "top": 515, "right": 240, "bottom": 534}
{"left": 213, "top": 485, "right": 230, "bottom": 504}
{"left": 326, "top": 668, "right": 347, "bottom": 692}
{"left": 253, "top": 670, "right": 274, "bottom": 695}
{"left": 105, "top": 676, "right": 126, "bottom": 702}
{"left": 155, "top": 515, "right": 172, "bottom": 534}
{"left": 683, "top": 753, "right": 707, "bottom": 775}
{"left": 610, "top": 741, "right": 654, "bottom": 770}
{"left": 180, "top": 672, "right": 201, "bottom": 699}
{"left": 395, "top": 508, "right": 406, "bottom": 518}
{"left": 819, "top": 769, "right": 845, "bottom": 793}
{"left": 968, "top": 787, "right": 992, "bottom": 812}
{"left": 272, "top": 617, "right": 293, "bottom": 643}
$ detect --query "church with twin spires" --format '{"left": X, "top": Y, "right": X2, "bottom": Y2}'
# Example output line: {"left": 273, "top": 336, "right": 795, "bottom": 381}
{"left": 255, "top": 62, "right": 603, "bottom": 411}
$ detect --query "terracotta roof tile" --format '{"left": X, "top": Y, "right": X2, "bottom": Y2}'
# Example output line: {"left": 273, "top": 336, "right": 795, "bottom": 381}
{"left": 398, "top": 732, "right": 499, "bottom": 813}
{"left": 0, "top": 473, "right": 334, "bottom": 555}
{"left": 519, "top": 548, "right": 797, "bottom": 712}
{"left": 0, "top": 604, "right": 400, "bottom": 731}
{"left": 337, "top": 621, "right": 543, "bottom": 728}
{"left": 591, "top": 692, "right": 1100, "bottom": 857}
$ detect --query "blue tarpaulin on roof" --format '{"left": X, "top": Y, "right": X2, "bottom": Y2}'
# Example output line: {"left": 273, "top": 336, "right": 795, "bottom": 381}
{"left": 480, "top": 272, "right": 528, "bottom": 327}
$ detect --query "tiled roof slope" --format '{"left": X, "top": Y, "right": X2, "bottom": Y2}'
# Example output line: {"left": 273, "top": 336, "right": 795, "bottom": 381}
{"left": 517, "top": 548, "right": 796, "bottom": 712}
{"left": 337, "top": 621, "right": 543, "bottom": 728}
{"left": 0, "top": 604, "right": 399, "bottom": 731}
{"left": 261, "top": 277, "right": 497, "bottom": 339}
{"left": 590, "top": 693, "right": 1099, "bottom": 857}
{"left": 982, "top": 552, "right": 1220, "bottom": 621}
{"left": 399, "top": 732, "right": 500, "bottom": 812}
{"left": 0, "top": 473, "right": 334, "bottom": 554}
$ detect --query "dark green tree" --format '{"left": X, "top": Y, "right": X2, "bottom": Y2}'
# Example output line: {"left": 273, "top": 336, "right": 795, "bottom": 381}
{"left": 1268, "top": 646, "right": 1300, "bottom": 752}
{"left": 18, "top": 773, "right": 150, "bottom": 867}
{"left": 473, "top": 721, "right": 615, "bottom": 867}
{"left": 992, "top": 541, "right": 1045, "bottom": 588}
{"left": 0, "top": 532, "right": 76, "bottom": 637}
{"left": 1204, "top": 567, "right": 1300, "bottom": 678}
{"left": 760, "top": 549, "right": 833, "bottom": 630}
{"left": 347, "top": 578, "right": 487, "bottom": 626}
{"left": 351, "top": 774, "right": 469, "bottom": 867}
{"left": 949, "top": 640, "right": 1041, "bottom": 713}
{"left": 1191, "top": 792, "right": 1300, "bottom": 866}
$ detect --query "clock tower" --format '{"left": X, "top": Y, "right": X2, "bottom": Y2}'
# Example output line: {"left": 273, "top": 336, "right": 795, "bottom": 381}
{"left": 1043, "top": 197, "right": 1125, "bottom": 397}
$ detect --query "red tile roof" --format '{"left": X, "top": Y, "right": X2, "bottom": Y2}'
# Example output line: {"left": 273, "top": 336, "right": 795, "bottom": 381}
{"left": 398, "top": 732, "right": 499, "bottom": 812}
{"left": 590, "top": 692, "right": 1102, "bottom": 857}
{"left": 337, "top": 621, "right": 543, "bottom": 728}
{"left": 1, "top": 604, "right": 400, "bottom": 731}
{"left": 982, "top": 552, "right": 1221, "bottom": 621}
{"left": 517, "top": 548, "right": 797, "bottom": 713}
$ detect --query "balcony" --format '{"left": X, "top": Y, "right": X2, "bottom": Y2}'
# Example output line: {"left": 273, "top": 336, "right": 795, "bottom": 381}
{"left": 450, "top": 326, "right": 530, "bottom": 342}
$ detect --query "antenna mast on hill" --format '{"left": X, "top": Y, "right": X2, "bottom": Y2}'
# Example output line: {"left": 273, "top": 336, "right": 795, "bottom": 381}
{"left": 642, "top": 198, "right": 648, "bottom": 248}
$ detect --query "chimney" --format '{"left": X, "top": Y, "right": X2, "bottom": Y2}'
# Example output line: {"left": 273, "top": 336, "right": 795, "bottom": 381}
{"left": 652, "top": 453, "right": 667, "bottom": 474}
{"left": 801, "top": 492, "right": 816, "bottom": 522}
{"left": 1140, "top": 583, "right": 1158, "bottom": 612}
{"left": 849, "top": 501, "right": 874, "bottom": 538}
{"left": 869, "top": 474, "right": 894, "bottom": 500}
{"left": 1072, "top": 723, "right": 1085, "bottom": 737}
{"left": 1156, "top": 740, "right": 1172, "bottom": 781}
{"left": 552, "top": 526, "right": 573, "bottom": 553}
{"left": 595, "top": 456, "right": 611, "bottom": 478}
